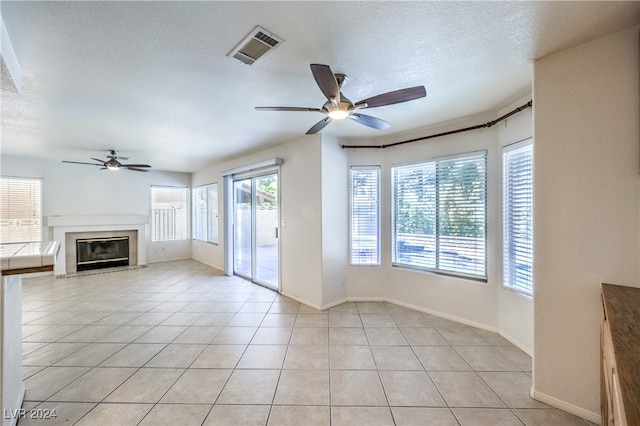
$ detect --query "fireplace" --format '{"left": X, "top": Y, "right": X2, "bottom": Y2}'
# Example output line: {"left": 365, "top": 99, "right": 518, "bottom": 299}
{"left": 63, "top": 230, "right": 139, "bottom": 274}
{"left": 47, "top": 215, "right": 148, "bottom": 276}
{"left": 76, "top": 236, "right": 130, "bottom": 271}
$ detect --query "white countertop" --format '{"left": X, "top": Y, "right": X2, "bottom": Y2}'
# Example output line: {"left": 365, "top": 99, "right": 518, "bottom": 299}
{"left": 1, "top": 241, "right": 61, "bottom": 273}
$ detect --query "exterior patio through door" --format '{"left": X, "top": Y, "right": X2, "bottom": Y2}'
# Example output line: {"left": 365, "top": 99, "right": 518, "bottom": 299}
{"left": 233, "top": 172, "right": 279, "bottom": 290}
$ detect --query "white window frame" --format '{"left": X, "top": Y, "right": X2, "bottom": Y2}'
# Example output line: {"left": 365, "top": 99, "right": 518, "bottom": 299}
{"left": 350, "top": 166, "right": 381, "bottom": 266}
{"left": 0, "top": 176, "right": 43, "bottom": 243}
{"left": 151, "top": 186, "right": 189, "bottom": 242}
{"left": 503, "top": 139, "right": 534, "bottom": 296}
{"left": 193, "top": 183, "right": 219, "bottom": 244}
{"left": 391, "top": 151, "right": 487, "bottom": 280}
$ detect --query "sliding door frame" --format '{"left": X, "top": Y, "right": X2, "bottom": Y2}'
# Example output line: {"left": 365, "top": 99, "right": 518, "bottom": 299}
{"left": 222, "top": 158, "right": 283, "bottom": 292}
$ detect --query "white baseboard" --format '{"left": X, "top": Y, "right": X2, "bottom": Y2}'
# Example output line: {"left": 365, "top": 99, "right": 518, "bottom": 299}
{"left": 191, "top": 257, "right": 223, "bottom": 271}
{"left": 320, "top": 298, "right": 349, "bottom": 310}
{"left": 279, "top": 291, "right": 324, "bottom": 311}
{"left": 343, "top": 296, "right": 386, "bottom": 303}
{"left": 384, "top": 297, "right": 499, "bottom": 333}
{"left": 532, "top": 389, "right": 601, "bottom": 425}
{"left": 147, "top": 256, "right": 191, "bottom": 264}
{"left": 497, "top": 329, "right": 532, "bottom": 357}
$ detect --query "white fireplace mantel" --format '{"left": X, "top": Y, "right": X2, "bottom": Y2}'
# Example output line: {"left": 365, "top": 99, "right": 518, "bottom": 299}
{"left": 47, "top": 215, "right": 148, "bottom": 276}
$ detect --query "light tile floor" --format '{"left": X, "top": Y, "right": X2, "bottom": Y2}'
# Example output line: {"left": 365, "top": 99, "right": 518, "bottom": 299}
{"left": 18, "top": 259, "right": 594, "bottom": 425}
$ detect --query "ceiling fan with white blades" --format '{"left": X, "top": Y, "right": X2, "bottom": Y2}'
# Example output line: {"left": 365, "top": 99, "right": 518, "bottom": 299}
{"left": 255, "top": 64, "right": 426, "bottom": 134}
{"left": 62, "top": 150, "right": 152, "bottom": 172}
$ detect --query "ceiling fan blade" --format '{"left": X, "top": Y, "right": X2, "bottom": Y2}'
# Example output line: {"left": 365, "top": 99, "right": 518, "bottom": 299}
{"left": 350, "top": 113, "right": 391, "bottom": 130}
{"left": 356, "top": 86, "right": 426, "bottom": 109}
{"left": 124, "top": 167, "right": 150, "bottom": 172}
{"left": 62, "top": 161, "right": 103, "bottom": 166}
{"left": 306, "top": 117, "right": 332, "bottom": 134}
{"left": 310, "top": 64, "right": 340, "bottom": 102}
{"left": 255, "top": 107, "right": 323, "bottom": 112}
{"left": 121, "top": 163, "right": 151, "bottom": 168}
{"left": 90, "top": 158, "right": 107, "bottom": 163}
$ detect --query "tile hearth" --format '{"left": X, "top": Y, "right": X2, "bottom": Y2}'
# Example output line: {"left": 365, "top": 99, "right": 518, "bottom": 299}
{"left": 19, "top": 260, "right": 593, "bottom": 425}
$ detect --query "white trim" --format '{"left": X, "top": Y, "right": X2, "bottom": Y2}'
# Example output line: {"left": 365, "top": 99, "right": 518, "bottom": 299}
{"left": 223, "top": 175, "right": 233, "bottom": 276}
{"left": 531, "top": 389, "right": 600, "bottom": 425}
{"left": 317, "top": 295, "right": 497, "bottom": 333}
{"left": 147, "top": 256, "right": 192, "bottom": 264}
{"left": 48, "top": 217, "right": 148, "bottom": 276}
{"left": 221, "top": 157, "right": 283, "bottom": 177}
{"left": 1, "top": 18, "right": 22, "bottom": 92}
{"left": 46, "top": 215, "right": 148, "bottom": 227}
{"left": 279, "top": 291, "right": 324, "bottom": 311}
{"left": 385, "top": 296, "right": 498, "bottom": 333}
{"left": 503, "top": 136, "right": 533, "bottom": 152}
{"left": 189, "top": 256, "right": 221, "bottom": 271}
{"left": 349, "top": 166, "right": 381, "bottom": 266}
{"left": 391, "top": 149, "right": 488, "bottom": 169}
{"left": 498, "top": 329, "right": 532, "bottom": 357}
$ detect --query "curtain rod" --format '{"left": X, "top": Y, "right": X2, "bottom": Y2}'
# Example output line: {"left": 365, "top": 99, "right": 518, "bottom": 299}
{"left": 341, "top": 100, "right": 533, "bottom": 150}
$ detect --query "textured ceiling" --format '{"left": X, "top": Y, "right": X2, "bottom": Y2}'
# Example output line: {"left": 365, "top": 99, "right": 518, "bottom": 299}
{"left": 1, "top": 1, "right": 639, "bottom": 173}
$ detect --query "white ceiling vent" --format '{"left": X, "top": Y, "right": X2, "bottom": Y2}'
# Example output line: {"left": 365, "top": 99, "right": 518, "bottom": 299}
{"left": 228, "top": 26, "right": 284, "bottom": 65}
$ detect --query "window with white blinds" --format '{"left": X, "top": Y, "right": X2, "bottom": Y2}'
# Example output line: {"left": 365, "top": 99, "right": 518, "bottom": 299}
{"left": 193, "top": 183, "right": 219, "bottom": 244}
{"left": 392, "top": 152, "right": 487, "bottom": 279}
{"left": 503, "top": 140, "right": 533, "bottom": 296}
{"left": 0, "top": 177, "right": 42, "bottom": 243}
{"left": 350, "top": 166, "right": 380, "bottom": 265}
{"left": 151, "top": 186, "right": 188, "bottom": 242}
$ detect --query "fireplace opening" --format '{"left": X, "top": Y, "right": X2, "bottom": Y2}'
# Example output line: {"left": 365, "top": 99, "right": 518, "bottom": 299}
{"left": 76, "top": 236, "right": 129, "bottom": 271}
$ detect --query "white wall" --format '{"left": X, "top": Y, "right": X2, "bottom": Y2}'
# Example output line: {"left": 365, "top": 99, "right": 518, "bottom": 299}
{"left": 533, "top": 26, "right": 639, "bottom": 422}
{"left": 346, "top": 105, "right": 533, "bottom": 339}
{"left": 192, "top": 136, "right": 325, "bottom": 307}
{"left": 0, "top": 155, "right": 192, "bottom": 263}
{"left": 192, "top": 134, "right": 349, "bottom": 309}
{"left": 320, "top": 135, "right": 348, "bottom": 307}
{"left": 497, "top": 99, "right": 535, "bottom": 352}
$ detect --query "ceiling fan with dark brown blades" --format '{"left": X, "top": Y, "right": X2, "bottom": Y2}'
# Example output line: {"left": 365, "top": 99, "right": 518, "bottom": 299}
{"left": 62, "top": 150, "right": 152, "bottom": 172}
{"left": 255, "top": 64, "right": 426, "bottom": 134}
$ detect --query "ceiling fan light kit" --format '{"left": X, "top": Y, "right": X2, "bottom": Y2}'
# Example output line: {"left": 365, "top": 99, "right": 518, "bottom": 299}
{"left": 255, "top": 63, "right": 426, "bottom": 134}
{"left": 62, "top": 150, "right": 152, "bottom": 172}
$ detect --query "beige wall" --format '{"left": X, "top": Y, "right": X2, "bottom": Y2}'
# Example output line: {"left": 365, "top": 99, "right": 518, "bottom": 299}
{"left": 533, "top": 26, "right": 640, "bottom": 421}
{"left": 320, "top": 134, "right": 349, "bottom": 307}
{"left": 497, "top": 100, "right": 535, "bottom": 353}
{"left": 345, "top": 102, "right": 534, "bottom": 349}
{"left": 191, "top": 25, "right": 640, "bottom": 423}
{"left": 0, "top": 155, "right": 193, "bottom": 263}
{"left": 192, "top": 135, "right": 349, "bottom": 309}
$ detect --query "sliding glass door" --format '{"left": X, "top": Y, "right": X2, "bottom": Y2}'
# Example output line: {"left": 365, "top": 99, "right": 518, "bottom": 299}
{"left": 233, "top": 179, "right": 253, "bottom": 279}
{"left": 233, "top": 172, "right": 279, "bottom": 289}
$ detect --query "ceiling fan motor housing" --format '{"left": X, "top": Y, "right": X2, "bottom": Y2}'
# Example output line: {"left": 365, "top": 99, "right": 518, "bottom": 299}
{"left": 323, "top": 93, "right": 354, "bottom": 119}
{"left": 254, "top": 63, "right": 426, "bottom": 134}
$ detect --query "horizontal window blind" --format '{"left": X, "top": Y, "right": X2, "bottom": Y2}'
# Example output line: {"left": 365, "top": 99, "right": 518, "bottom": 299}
{"left": 392, "top": 152, "right": 487, "bottom": 279}
{"left": 350, "top": 166, "right": 380, "bottom": 265}
{"left": 193, "top": 183, "right": 219, "bottom": 244}
{"left": 503, "top": 141, "right": 533, "bottom": 295}
{"left": 0, "top": 177, "right": 42, "bottom": 243}
{"left": 151, "top": 186, "right": 188, "bottom": 242}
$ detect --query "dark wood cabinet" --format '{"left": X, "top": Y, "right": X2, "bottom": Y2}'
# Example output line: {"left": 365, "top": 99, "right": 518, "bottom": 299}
{"left": 601, "top": 283, "right": 640, "bottom": 426}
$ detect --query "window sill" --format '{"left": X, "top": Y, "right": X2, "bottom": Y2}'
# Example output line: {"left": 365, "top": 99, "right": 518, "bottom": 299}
{"left": 193, "top": 240, "right": 219, "bottom": 246}
{"left": 391, "top": 262, "right": 488, "bottom": 283}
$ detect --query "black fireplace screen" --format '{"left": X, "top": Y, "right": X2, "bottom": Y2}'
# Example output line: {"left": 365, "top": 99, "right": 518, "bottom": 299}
{"left": 76, "top": 236, "right": 129, "bottom": 271}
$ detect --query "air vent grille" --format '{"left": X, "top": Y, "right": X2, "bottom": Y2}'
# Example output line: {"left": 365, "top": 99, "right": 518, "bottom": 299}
{"left": 228, "top": 26, "right": 283, "bottom": 65}
{"left": 255, "top": 31, "right": 279, "bottom": 47}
